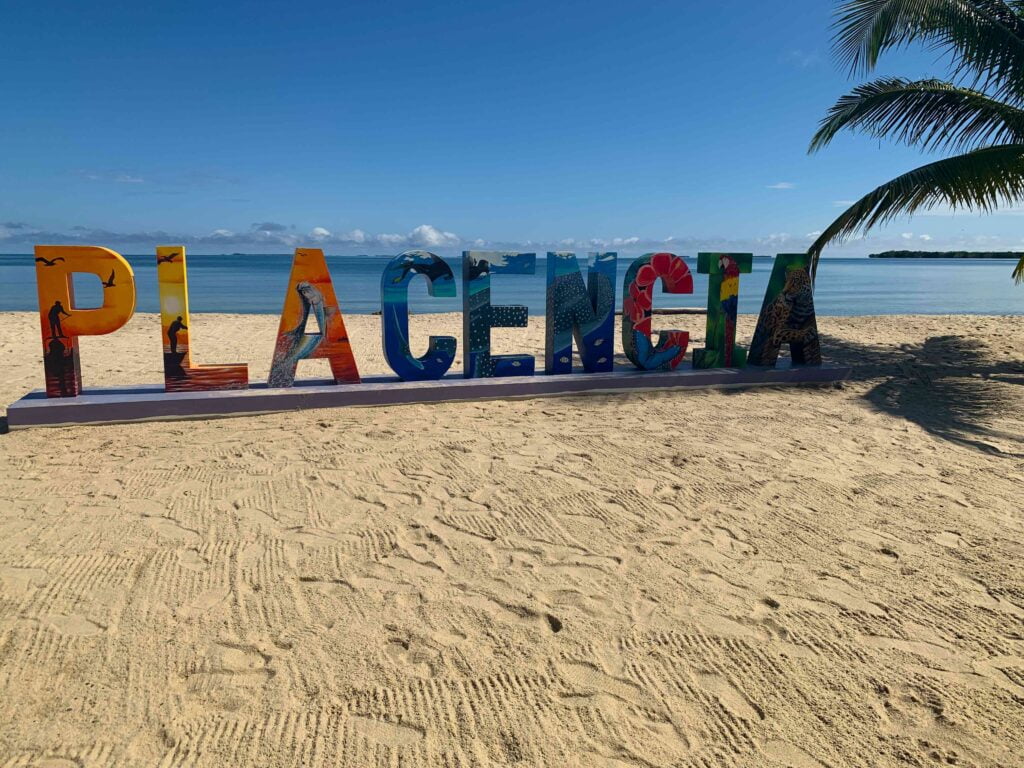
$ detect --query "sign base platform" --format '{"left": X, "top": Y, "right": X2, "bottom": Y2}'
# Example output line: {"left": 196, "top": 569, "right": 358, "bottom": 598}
{"left": 6, "top": 362, "right": 851, "bottom": 429}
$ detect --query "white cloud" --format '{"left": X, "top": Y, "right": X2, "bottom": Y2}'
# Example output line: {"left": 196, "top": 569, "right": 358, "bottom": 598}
{"left": 786, "top": 49, "right": 820, "bottom": 68}
{"left": 921, "top": 201, "right": 1024, "bottom": 216}
{"left": 3, "top": 220, "right": 1015, "bottom": 258}
{"left": 766, "top": 182, "right": 795, "bottom": 190}
{"left": 76, "top": 169, "right": 145, "bottom": 184}
{"left": 832, "top": 200, "right": 855, "bottom": 207}
{"left": 408, "top": 224, "right": 460, "bottom": 247}
{"left": 586, "top": 236, "right": 640, "bottom": 247}
{"left": 805, "top": 231, "right": 822, "bottom": 239}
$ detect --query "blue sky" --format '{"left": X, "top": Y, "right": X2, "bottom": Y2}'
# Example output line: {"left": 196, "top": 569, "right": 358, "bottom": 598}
{"left": 2, "top": 0, "right": 1021, "bottom": 255}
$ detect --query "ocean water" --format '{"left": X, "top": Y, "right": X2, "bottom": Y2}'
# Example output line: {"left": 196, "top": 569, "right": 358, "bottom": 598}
{"left": 1, "top": 253, "right": 1022, "bottom": 316}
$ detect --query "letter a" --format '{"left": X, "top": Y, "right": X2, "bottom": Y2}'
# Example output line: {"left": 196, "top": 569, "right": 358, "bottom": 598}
{"left": 268, "top": 248, "right": 360, "bottom": 388}
{"left": 34, "top": 245, "right": 136, "bottom": 397}
{"left": 747, "top": 254, "right": 821, "bottom": 367}
{"left": 156, "top": 245, "right": 248, "bottom": 392}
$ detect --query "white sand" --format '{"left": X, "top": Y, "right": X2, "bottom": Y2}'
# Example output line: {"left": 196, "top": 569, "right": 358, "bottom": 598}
{"left": 1, "top": 311, "right": 1022, "bottom": 767}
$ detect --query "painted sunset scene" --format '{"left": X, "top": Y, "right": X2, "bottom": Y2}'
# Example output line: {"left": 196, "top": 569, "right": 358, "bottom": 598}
{"left": 0, "top": 2, "right": 1022, "bottom": 767}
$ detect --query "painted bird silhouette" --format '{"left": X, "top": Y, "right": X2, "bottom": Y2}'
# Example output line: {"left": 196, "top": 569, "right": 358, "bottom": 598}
{"left": 35, "top": 256, "right": 65, "bottom": 266}
{"left": 102, "top": 270, "right": 116, "bottom": 288}
{"left": 394, "top": 256, "right": 452, "bottom": 284}
{"left": 157, "top": 252, "right": 179, "bottom": 264}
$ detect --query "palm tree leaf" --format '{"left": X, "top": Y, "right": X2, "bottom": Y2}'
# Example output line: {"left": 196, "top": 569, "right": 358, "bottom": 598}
{"left": 1014, "top": 253, "right": 1024, "bottom": 283}
{"left": 807, "top": 143, "right": 1024, "bottom": 275}
{"left": 809, "top": 77, "right": 1024, "bottom": 153}
{"left": 833, "top": 0, "right": 1024, "bottom": 101}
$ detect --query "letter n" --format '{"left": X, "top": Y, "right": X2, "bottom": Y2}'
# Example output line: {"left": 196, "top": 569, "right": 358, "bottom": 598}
{"left": 545, "top": 252, "right": 616, "bottom": 374}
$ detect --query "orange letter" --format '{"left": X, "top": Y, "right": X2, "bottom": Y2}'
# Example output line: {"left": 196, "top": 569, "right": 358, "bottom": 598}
{"left": 35, "top": 245, "right": 135, "bottom": 398}
{"left": 268, "top": 248, "right": 360, "bottom": 387}
{"left": 156, "top": 245, "right": 248, "bottom": 392}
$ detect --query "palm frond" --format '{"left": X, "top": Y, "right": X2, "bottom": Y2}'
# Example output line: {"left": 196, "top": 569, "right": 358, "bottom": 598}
{"left": 809, "top": 77, "right": 1024, "bottom": 153}
{"left": 807, "top": 143, "right": 1024, "bottom": 275}
{"left": 833, "top": 0, "right": 1024, "bottom": 101}
{"left": 1014, "top": 253, "right": 1024, "bottom": 282}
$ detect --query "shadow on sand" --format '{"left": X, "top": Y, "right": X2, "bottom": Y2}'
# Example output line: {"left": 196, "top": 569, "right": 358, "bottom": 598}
{"left": 821, "top": 333, "right": 1024, "bottom": 457}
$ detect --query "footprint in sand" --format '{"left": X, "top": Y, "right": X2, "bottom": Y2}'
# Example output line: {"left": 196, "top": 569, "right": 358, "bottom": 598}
{"left": 933, "top": 530, "right": 966, "bottom": 548}
{"left": 190, "top": 642, "right": 274, "bottom": 687}
{"left": 176, "top": 549, "right": 209, "bottom": 572}
{"left": 383, "top": 638, "right": 435, "bottom": 678}
{"left": 348, "top": 715, "right": 424, "bottom": 747}
{"left": 694, "top": 673, "right": 764, "bottom": 721}
{"left": 814, "top": 575, "right": 886, "bottom": 616}
{"left": 762, "top": 740, "right": 826, "bottom": 767}
{"left": 177, "top": 588, "right": 231, "bottom": 619}
{"left": 857, "top": 634, "right": 958, "bottom": 666}
{"left": 557, "top": 661, "right": 649, "bottom": 709}
{"left": 234, "top": 505, "right": 280, "bottom": 530}
{"left": 28, "top": 758, "right": 82, "bottom": 768}
{"left": 145, "top": 516, "right": 200, "bottom": 544}
{"left": 283, "top": 527, "right": 339, "bottom": 547}
{"left": 948, "top": 574, "right": 1024, "bottom": 617}
{"left": 46, "top": 614, "right": 104, "bottom": 636}
{"left": 0, "top": 566, "right": 49, "bottom": 595}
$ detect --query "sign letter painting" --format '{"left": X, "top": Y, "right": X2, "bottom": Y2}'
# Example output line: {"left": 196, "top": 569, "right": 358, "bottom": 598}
{"left": 622, "top": 252, "right": 694, "bottom": 371}
{"left": 545, "top": 251, "right": 617, "bottom": 375}
{"left": 381, "top": 250, "right": 458, "bottom": 381}
{"left": 463, "top": 251, "right": 537, "bottom": 378}
{"left": 34, "top": 245, "right": 136, "bottom": 398}
{"left": 268, "top": 248, "right": 361, "bottom": 388}
{"left": 694, "top": 253, "right": 753, "bottom": 369}
{"left": 748, "top": 253, "right": 822, "bottom": 367}
{"left": 156, "top": 246, "right": 248, "bottom": 392}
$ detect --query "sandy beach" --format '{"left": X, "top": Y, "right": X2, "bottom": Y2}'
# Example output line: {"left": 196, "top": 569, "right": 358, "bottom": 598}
{"left": 1, "top": 310, "right": 1022, "bottom": 767}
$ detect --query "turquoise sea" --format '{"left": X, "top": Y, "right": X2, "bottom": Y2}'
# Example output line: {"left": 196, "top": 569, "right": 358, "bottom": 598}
{"left": 1, "top": 253, "right": 1022, "bottom": 316}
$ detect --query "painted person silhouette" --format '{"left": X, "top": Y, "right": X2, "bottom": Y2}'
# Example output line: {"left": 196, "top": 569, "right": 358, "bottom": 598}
{"left": 48, "top": 301, "right": 71, "bottom": 338}
{"left": 44, "top": 337, "right": 71, "bottom": 396}
{"left": 168, "top": 316, "right": 187, "bottom": 354}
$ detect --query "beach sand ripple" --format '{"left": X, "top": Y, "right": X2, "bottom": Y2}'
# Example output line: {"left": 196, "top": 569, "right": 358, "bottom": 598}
{"left": 0, "top": 311, "right": 1022, "bottom": 767}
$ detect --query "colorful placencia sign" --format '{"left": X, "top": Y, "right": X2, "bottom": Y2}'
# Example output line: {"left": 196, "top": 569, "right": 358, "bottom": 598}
{"left": 25, "top": 244, "right": 825, "bottom": 408}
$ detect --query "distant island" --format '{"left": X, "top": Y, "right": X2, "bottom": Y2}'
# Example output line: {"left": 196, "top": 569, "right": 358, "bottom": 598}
{"left": 869, "top": 250, "right": 1022, "bottom": 259}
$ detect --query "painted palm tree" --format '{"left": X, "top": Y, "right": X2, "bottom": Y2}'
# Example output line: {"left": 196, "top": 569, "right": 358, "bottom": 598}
{"left": 808, "top": 0, "right": 1024, "bottom": 284}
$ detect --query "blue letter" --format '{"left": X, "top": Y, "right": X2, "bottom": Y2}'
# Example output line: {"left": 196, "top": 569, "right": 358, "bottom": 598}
{"left": 380, "top": 250, "right": 457, "bottom": 380}
{"left": 463, "top": 251, "right": 536, "bottom": 378}
{"left": 545, "top": 251, "right": 617, "bottom": 374}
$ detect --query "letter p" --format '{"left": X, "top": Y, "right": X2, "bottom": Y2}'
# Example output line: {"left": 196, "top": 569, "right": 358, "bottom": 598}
{"left": 34, "top": 245, "right": 136, "bottom": 397}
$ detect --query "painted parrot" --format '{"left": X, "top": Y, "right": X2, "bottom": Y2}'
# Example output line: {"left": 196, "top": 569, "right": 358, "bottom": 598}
{"left": 718, "top": 256, "right": 741, "bottom": 366}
